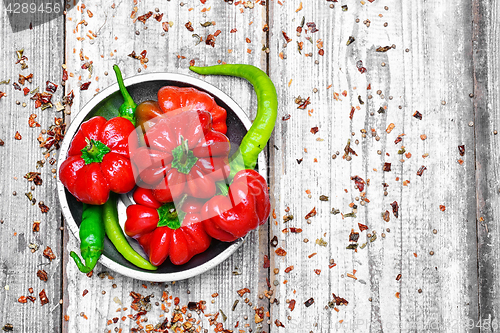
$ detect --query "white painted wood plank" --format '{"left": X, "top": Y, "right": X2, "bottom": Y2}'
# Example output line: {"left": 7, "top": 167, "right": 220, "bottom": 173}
{"left": 268, "top": 1, "right": 477, "bottom": 332}
{"left": 62, "top": 1, "right": 270, "bottom": 332}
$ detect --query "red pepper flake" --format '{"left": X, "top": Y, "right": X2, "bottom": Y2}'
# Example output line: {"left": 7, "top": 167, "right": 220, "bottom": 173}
{"left": 314, "top": 269, "right": 321, "bottom": 275}
{"left": 18, "top": 296, "right": 27, "bottom": 303}
{"left": 332, "top": 293, "right": 348, "bottom": 306}
{"left": 308, "top": 253, "right": 317, "bottom": 259}
{"left": 304, "top": 298, "right": 314, "bottom": 307}
{"left": 270, "top": 236, "right": 278, "bottom": 247}
{"left": 154, "top": 13, "right": 163, "bottom": 22}
{"left": 80, "top": 82, "right": 91, "bottom": 91}
{"left": 37, "top": 270, "right": 48, "bottom": 282}
{"left": 383, "top": 210, "right": 390, "bottom": 222}
{"left": 349, "top": 106, "right": 355, "bottom": 120}
{"left": 416, "top": 165, "right": 427, "bottom": 177}
{"left": 275, "top": 319, "right": 285, "bottom": 328}
{"left": 185, "top": 21, "right": 194, "bottom": 32}
{"left": 319, "top": 49, "right": 324, "bottom": 56}
{"left": 29, "top": 114, "right": 41, "bottom": 128}
{"left": 206, "top": 34, "right": 216, "bottom": 47}
{"left": 329, "top": 263, "right": 337, "bottom": 269}
{"left": 305, "top": 207, "right": 316, "bottom": 220}
{"left": 27, "top": 296, "right": 36, "bottom": 303}
{"left": 23, "top": 87, "right": 30, "bottom": 96}
{"left": 358, "top": 223, "right": 368, "bottom": 231}
{"left": 189, "top": 59, "right": 196, "bottom": 67}
{"left": 39, "top": 289, "right": 49, "bottom": 306}
{"left": 439, "top": 205, "right": 446, "bottom": 212}
{"left": 356, "top": 60, "right": 367, "bottom": 74}
{"left": 289, "top": 227, "right": 302, "bottom": 233}
{"left": 390, "top": 201, "right": 399, "bottom": 218}
{"left": 282, "top": 114, "right": 291, "bottom": 121}
{"left": 237, "top": 288, "right": 250, "bottom": 297}
{"left": 39, "top": 202, "right": 50, "bottom": 213}
{"left": 214, "top": 30, "right": 222, "bottom": 37}
{"left": 82, "top": 289, "right": 88, "bottom": 297}
{"left": 137, "top": 11, "right": 153, "bottom": 24}
{"left": 282, "top": 31, "right": 292, "bottom": 43}
{"left": 18, "top": 73, "right": 33, "bottom": 85}
{"left": 33, "top": 221, "right": 40, "bottom": 232}
{"left": 351, "top": 176, "right": 365, "bottom": 192}
{"left": 284, "top": 266, "right": 294, "bottom": 273}
{"left": 306, "top": 22, "right": 319, "bottom": 33}
{"left": 43, "top": 246, "right": 55, "bottom": 261}
{"left": 173, "top": 297, "right": 180, "bottom": 305}
{"left": 13, "top": 82, "right": 21, "bottom": 90}
{"left": 45, "top": 81, "right": 58, "bottom": 93}
{"left": 14, "top": 131, "right": 22, "bottom": 140}
{"left": 275, "top": 247, "right": 287, "bottom": 256}
{"left": 288, "top": 299, "right": 296, "bottom": 311}
{"left": 394, "top": 136, "right": 402, "bottom": 144}
{"left": 297, "top": 97, "right": 311, "bottom": 109}
{"left": 310, "top": 126, "right": 319, "bottom": 134}
{"left": 383, "top": 163, "right": 391, "bottom": 172}
{"left": 230, "top": 28, "right": 237, "bottom": 33}
{"left": 458, "top": 145, "right": 465, "bottom": 156}
{"left": 349, "top": 229, "right": 360, "bottom": 242}
{"left": 413, "top": 111, "right": 422, "bottom": 120}
{"left": 396, "top": 274, "right": 402, "bottom": 281}
{"left": 162, "top": 22, "right": 169, "bottom": 32}
{"left": 263, "top": 255, "right": 270, "bottom": 268}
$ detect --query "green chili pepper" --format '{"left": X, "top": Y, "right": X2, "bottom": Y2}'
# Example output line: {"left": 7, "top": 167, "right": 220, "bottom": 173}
{"left": 103, "top": 193, "right": 158, "bottom": 270}
{"left": 113, "top": 65, "right": 137, "bottom": 126}
{"left": 189, "top": 65, "right": 278, "bottom": 178}
{"left": 70, "top": 204, "right": 105, "bottom": 273}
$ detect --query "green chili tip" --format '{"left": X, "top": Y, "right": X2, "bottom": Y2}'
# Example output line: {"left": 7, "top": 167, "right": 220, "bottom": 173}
{"left": 113, "top": 64, "right": 137, "bottom": 126}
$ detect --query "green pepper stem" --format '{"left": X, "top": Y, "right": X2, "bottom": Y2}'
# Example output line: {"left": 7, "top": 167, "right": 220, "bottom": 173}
{"left": 70, "top": 251, "right": 93, "bottom": 273}
{"left": 80, "top": 138, "right": 111, "bottom": 164}
{"left": 113, "top": 65, "right": 137, "bottom": 126}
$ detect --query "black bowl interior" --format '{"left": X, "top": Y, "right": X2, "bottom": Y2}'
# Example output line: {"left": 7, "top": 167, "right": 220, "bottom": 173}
{"left": 65, "top": 78, "right": 249, "bottom": 274}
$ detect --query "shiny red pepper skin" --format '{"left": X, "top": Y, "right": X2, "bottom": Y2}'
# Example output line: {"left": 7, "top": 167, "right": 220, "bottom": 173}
{"left": 131, "top": 110, "right": 231, "bottom": 204}
{"left": 59, "top": 116, "right": 137, "bottom": 205}
{"left": 125, "top": 187, "right": 211, "bottom": 266}
{"left": 201, "top": 169, "right": 270, "bottom": 242}
{"left": 136, "top": 86, "right": 227, "bottom": 134}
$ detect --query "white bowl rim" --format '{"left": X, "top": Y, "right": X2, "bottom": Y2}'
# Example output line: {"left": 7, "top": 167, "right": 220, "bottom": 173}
{"left": 57, "top": 72, "right": 266, "bottom": 282}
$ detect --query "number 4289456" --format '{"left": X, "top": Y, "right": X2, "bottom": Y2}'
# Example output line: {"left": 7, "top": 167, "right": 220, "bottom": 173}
{"left": 5, "top": 2, "right": 62, "bottom": 14}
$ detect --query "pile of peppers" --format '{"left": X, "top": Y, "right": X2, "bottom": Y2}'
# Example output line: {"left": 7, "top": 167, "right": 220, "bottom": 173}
{"left": 62, "top": 63, "right": 277, "bottom": 271}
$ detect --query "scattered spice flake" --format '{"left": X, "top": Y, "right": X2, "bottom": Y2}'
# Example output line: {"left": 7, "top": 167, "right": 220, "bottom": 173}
{"left": 39, "top": 289, "right": 49, "bottom": 306}
{"left": 394, "top": 136, "right": 402, "bottom": 144}
{"left": 295, "top": 2, "right": 303, "bottom": 12}
{"left": 383, "top": 162, "right": 391, "bottom": 172}
{"left": 308, "top": 253, "right": 317, "bottom": 258}
{"left": 18, "top": 296, "right": 27, "bottom": 304}
{"left": 383, "top": 210, "right": 390, "bottom": 222}
{"left": 416, "top": 165, "right": 427, "bottom": 177}
{"left": 316, "top": 238, "right": 327, "bottom": 246}
{"left": 185, "top": 21, "right": 194, "bottom": 32}
{"left": 80, "top": 82, "right": 91, "bottom": 91}
{"left": 39, "top": 202, "right": 50, "bottom": 213}
{"left": 297, "top": 97, "right": 311, "bottom": 109}
{"left": 162, "top": 22, "right": 169, "bottom": 32}
{"left": 305, "top": 207, "right": 317, "bottom": 219}
{"left": 458, "top": 145, "right": 465, "bottom": 156}
{"left": 310, "top": 126, "right": 319, "bottom": 134}
{"left": 282, "top": 114, "right": 291, "bottom": 121}
{"left": 376, "top": 46, "right": 392, "bottom": 52}
{"left": 396, "top": 274, "right": 402, "bottom": 281}
{"left": 347, "top": 36, "right": 355, "bottom": 45}
{"left": 33, "top": 221, "right": 40, "bottom": 232}
{"left": 343, "top": 139, "right": 358, "bottom": 158}
{"left": 29, "top": 114, "right": 41, "bottom": 128}
{"left": 275, "top": 248, "right": 287, "bottom": 256}
{"left": 14, "top": 131, "right": 22, "bottom": 140}
{"left": 282, "top": 31, "right": 292, "bottom": 43}
{"left": 237, "top": 288, "right": 250, "bottom": 297}
{"left": 346, "top": 243, "right": 358, "bottom": 250}
{"left": 137, "top": 11, "right": 153, "bottom": 24}
{"left": 304, "top": 298, "right": 314, "bottom": 307}
{"left": 45, "top": 81, "right": 58, "bottom": 93}
{"left": 346, "top": 273, "right": 357, "bottom": 280}
{"left": 390, "top": 201, "right": 399, "bottom": 218}
{"left": 43, "top": 246, "right": 55, "bottom": 261}
{"left": 263, "top": 255, "right": 270, "bottom": 268}
{"left": 349, "top": 229, "right": 360, "bottom": 242}
{"left": 275, "top": 319, "right": 285, "bottom": 328}
{"left": 351, "top": 176, "right": 365, "bottom": 191}
{"left": 413, "top": 111, "right": 422, "bottom": 120}
{"left": 386, "top": 123, "right": 395, "bottom": 133}
{"left": 420, "top": 134, "right": 427, "bottom": 140}
{"left": 358, "top": 223, "right": 368, "bottom": 231}
{"left": 439, "top": 205, "right": 446, "bottom": 212}
{"left": 332, "top": 293, "right": 349, "bottom": 306}
{"left": 270, "top": 236, "right": 278, "bottom": 247}
{"left": 314, "top": 269, "right": 321, "bottom": 275}
{"left": 296, "top": 158, "right": 303, "bottom": 164}
{"left": 284, "top": 266, "right": 294, "bottom": 273}
{"left": 349, "top": 106, "right": 355, "bottom": 120}
{"left": 24, "top": 172, "right": 42, "bottom": 185}
{"left": 288, "top": 299, "right": 296, "bottom": 311}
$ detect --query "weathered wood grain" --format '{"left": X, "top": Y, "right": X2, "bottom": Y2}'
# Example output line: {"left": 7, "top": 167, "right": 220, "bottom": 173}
{"left": 62, "top": 1, "right": 270, "bottom": 332}
{"left": 268, "top": 0, "right": 478, "bottom": 332}
{"left": 474, "top": 0, "right": 500, "bottom": 331}
{"left": 0, "top": 10, "right": 64, "bottom": 333}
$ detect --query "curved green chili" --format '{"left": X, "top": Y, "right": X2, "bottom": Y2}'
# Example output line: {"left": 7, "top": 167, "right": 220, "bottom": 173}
{"left": 113, "top": 65, "right": 137, "bottom": 126}
{"left": 70, "top": 204, "right": 105, "bottom": 273}
{"left": 103, "top": 193, "right": 158, "bottom": 270}
{"left": 189, "top": 65, "right": 278, "bottom": 178}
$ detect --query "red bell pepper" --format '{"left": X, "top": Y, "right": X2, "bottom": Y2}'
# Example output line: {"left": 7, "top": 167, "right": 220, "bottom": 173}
{"left": 124, "top": 187, "right": 211, "bottom": 266}
{"left": 201, "top": 169, "right": 270, "bottom": 242}
{"left": 136, "top": 86, "right": 227, "bottom": 134}
{"left": 59, "top": 116, "right": 137, "bottom": 205}
{"left": 131, "top": 110, "right": 231, "bottom": 204}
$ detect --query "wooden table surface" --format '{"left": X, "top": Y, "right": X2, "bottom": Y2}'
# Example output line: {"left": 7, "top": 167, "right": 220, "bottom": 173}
{"left": 0, "top": 0, "right": 498, "bottom": 332}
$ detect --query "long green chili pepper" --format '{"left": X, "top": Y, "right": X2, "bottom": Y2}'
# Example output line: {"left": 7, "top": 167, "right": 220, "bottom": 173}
{"left": 189, "top": 65, "right": 278, "bottom": 178}
{"left": 70, "top": 204, "right": 105, "bottom": 273}
{"left": 103, "top": 193, "right": 158, "bottom": 270}
{"left": 113, "top": 64, "right": 137, "bottom": 126}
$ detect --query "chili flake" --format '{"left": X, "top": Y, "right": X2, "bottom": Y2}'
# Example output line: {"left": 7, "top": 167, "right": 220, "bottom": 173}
{"left": 304, "top": 298, "right": 314, "bottom": 307}
{"left": 383, "top": 210, "right": 390, "bottom": 222}
{"left": 39, "top": 289, "right": 49, "bottom": 306}
{"left": 358, "top": 223, "right": 368, "bottom": 231}
{"left": 45, "top": 81, "right": 58, "bottom": 93}
{"left": 439, "top": 205, "right": 446, "bottom": 212}
{"left": 376, "top": 46, "right": 392, "bottom": 52}
{"left": 275, "top": 248, "right": 287, "bottom": 256}
{"left": 383, "top": 163, "right": 391, "bottom": 172}
{"left": 14, "top": 131, "right": 22, "bottom": 140}
{"left": 275, "top": 319, "right": 285, "bottom": 328}
{"left": 80, "top": 82, "right": 91, "bottom": 90}
{"left": 289, "top": 299, "right": 296, "bottom": 311}
{"left": 458, "top": 145, "right": 465, "bottom": 156}
{"left": 332, "top": 293, "right": 348, "bottom": 306}
{"left": 263, "top": 255, "right": 270, "bottom": 268}
{"left": 28, "top": 114, "right": 41, "bottom": 128}
{"left": 349, "top": 229, "right": 360, "bottom": 242}
{"left": 43, "top": 246, "right": 55, "bottom": 261}
{"left": 305, "top": 207, "right": 317, "bottom": 219}
{"left": 416, "top": 165, "right": 427, "bottom": 176}
{"left": 390, "top": 201, "right": 399, "bottom": 218}
{"left": 413, "top": 111, "right": 422, "bottom": 120}
{"left": 39, "top": 202, "right": 50, "bottom": 213}
{"left": 237, "top": 288, "right": 250, "bottom": 297}
{"left": 310, "top": 126, "right": 319, "bottom": 134}
{"left": 351, "top": 175, "right": 365, "bottom": 191}
{"left": 297, "top": 96, "right": 311, "bottom": 109}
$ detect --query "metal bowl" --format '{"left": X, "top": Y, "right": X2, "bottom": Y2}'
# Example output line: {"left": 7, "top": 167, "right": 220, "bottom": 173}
{"left": 57, "top": 72, "right": 265, "bottom": 282}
